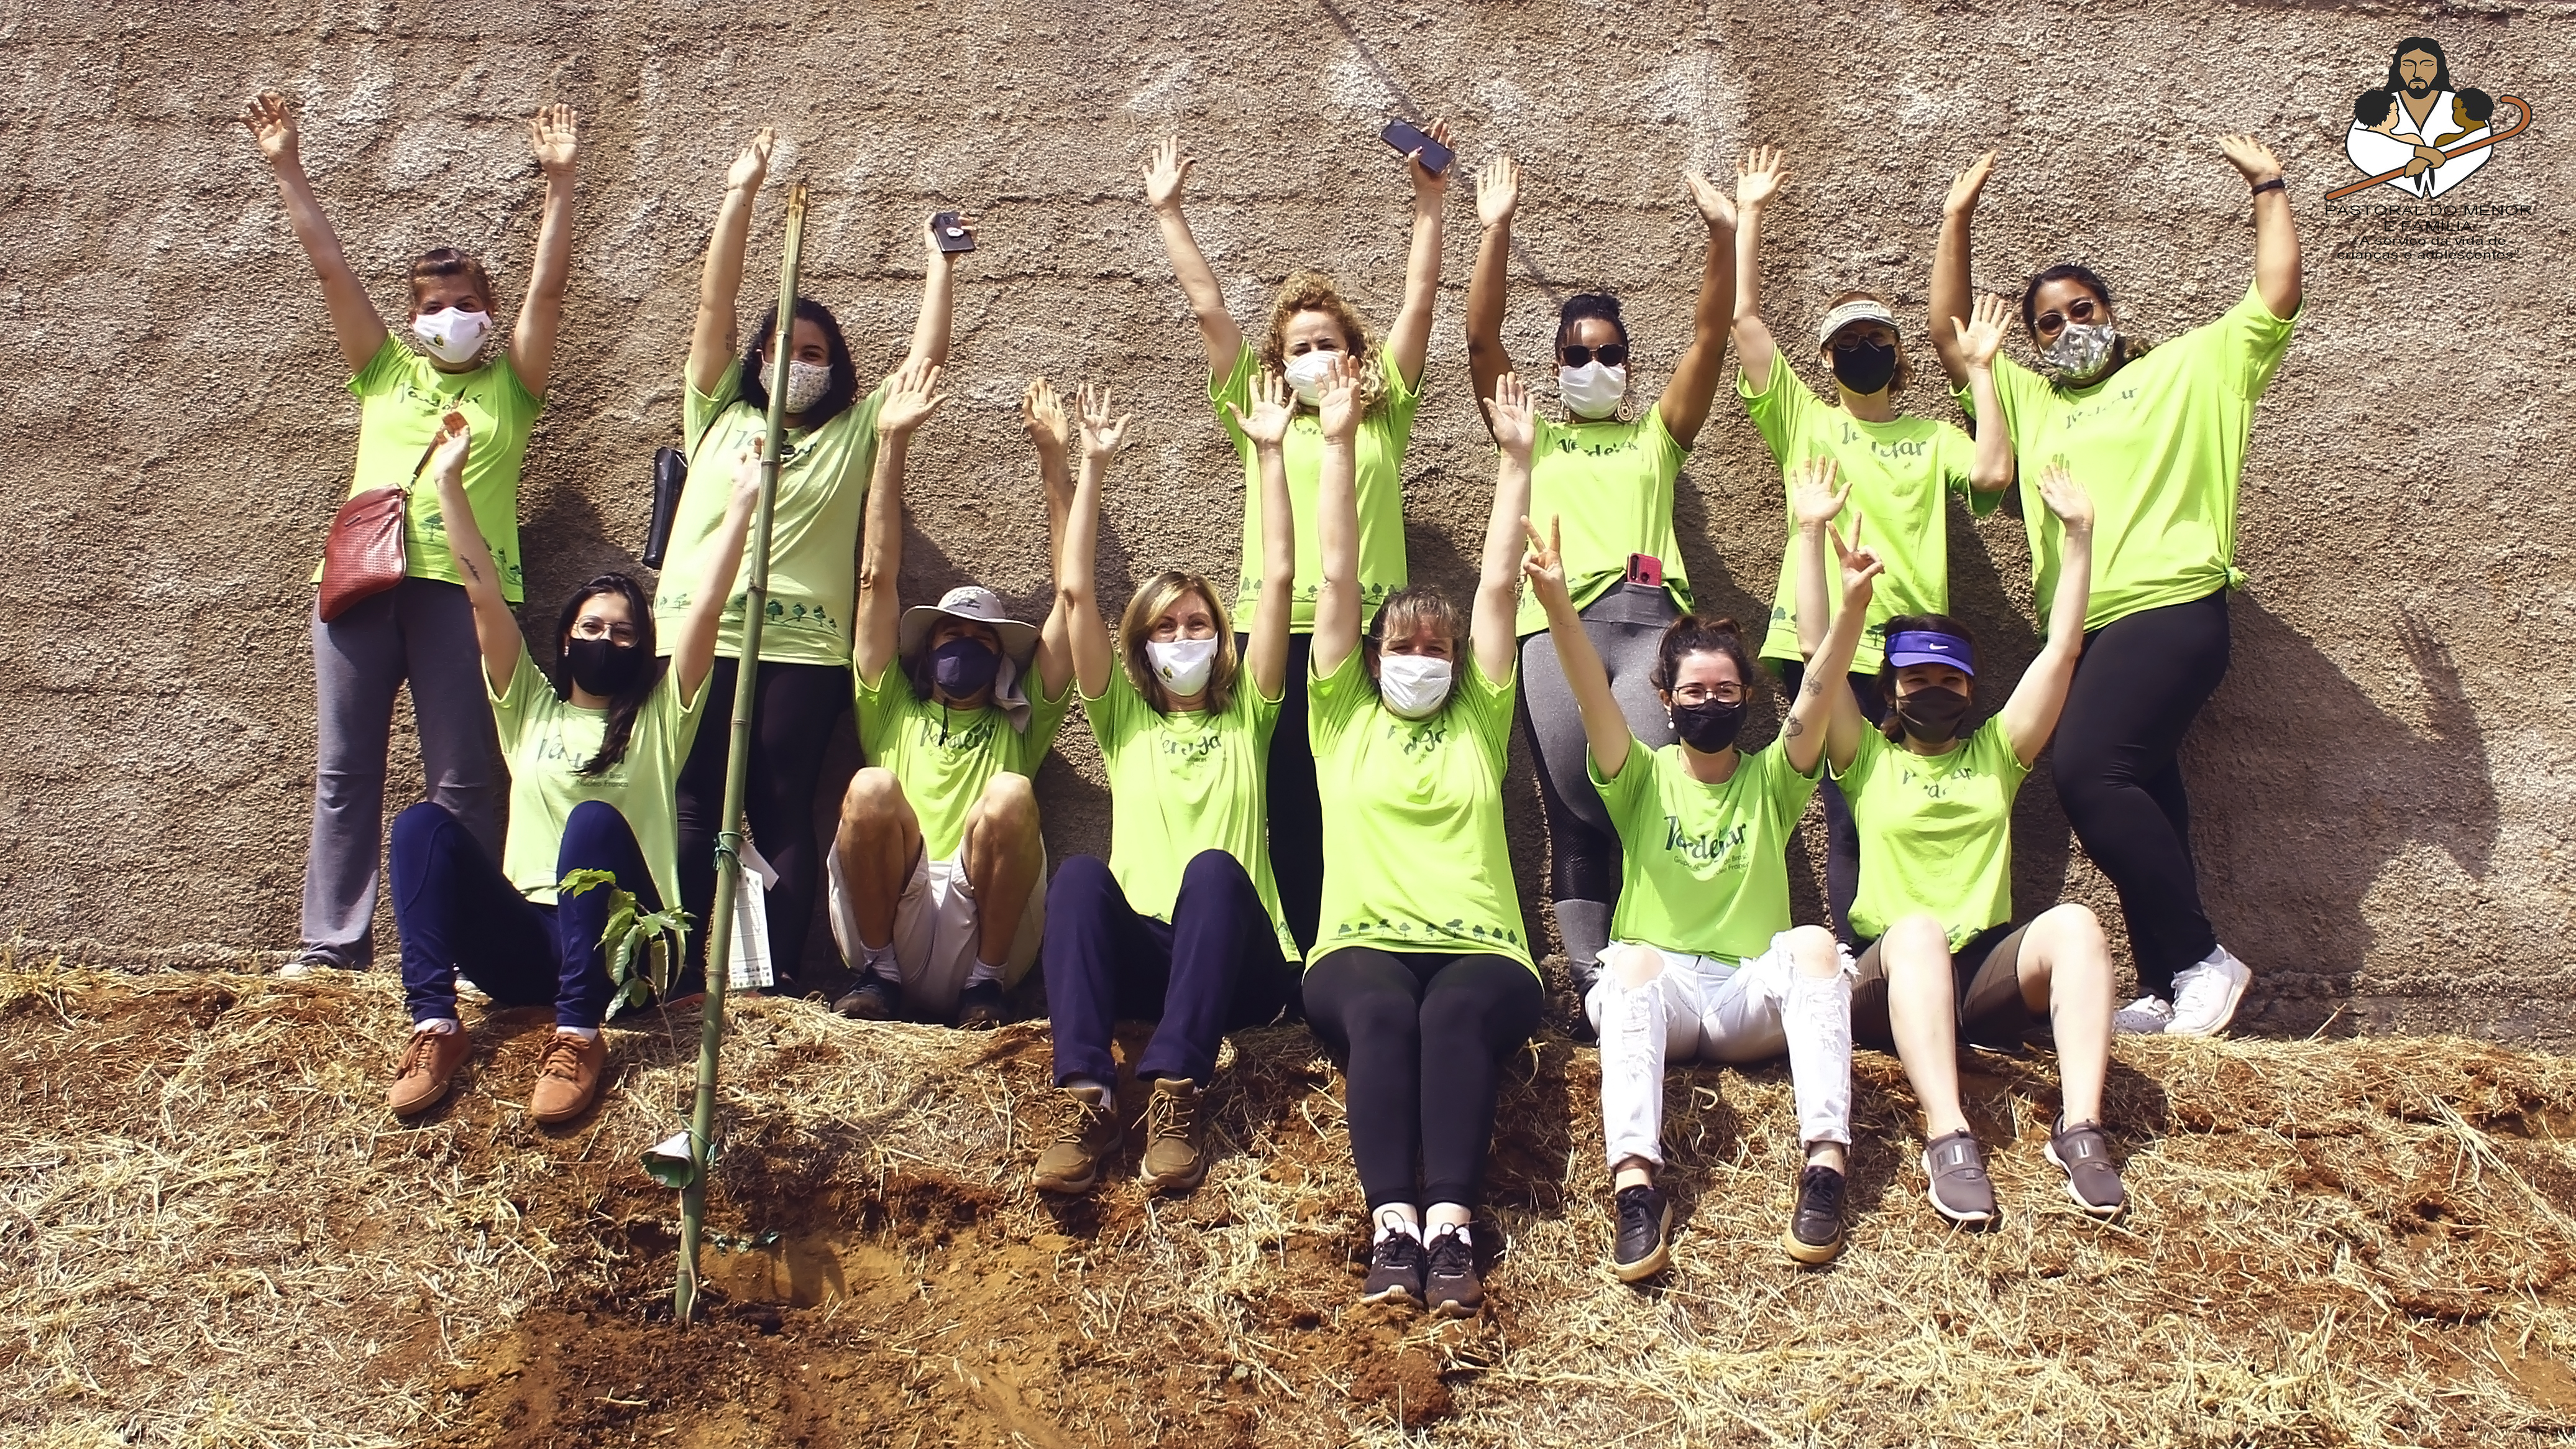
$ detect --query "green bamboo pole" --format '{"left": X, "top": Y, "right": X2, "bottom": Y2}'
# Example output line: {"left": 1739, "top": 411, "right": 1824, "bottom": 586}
{"left": 677, "top": 180, "right": 808, "bottom": 1325}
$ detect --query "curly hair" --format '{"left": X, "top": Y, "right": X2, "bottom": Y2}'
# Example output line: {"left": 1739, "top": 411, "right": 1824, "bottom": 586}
{"left": 1258, "top": 271, "right": 1388, "bottom": 412}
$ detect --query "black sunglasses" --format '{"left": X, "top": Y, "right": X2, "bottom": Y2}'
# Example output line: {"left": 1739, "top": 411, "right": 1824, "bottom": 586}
{"left": 1561, "top": 344, "right": 1629, "bottom": 368}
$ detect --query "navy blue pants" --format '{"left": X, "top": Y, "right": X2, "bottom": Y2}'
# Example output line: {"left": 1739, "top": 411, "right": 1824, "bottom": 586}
{"left": 390, "top": 799, "right": 659, "bottom": 1030}
{"left": 1041, "top": 850, "right": 1295, "bottom": 1088}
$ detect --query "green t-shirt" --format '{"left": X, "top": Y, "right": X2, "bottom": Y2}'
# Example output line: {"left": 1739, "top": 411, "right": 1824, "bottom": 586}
{"left": 1836, "top": 718, "right": 2029, "bottom": 949}
{"left": 1212, "top": 347, "right": 1415, "bottom": 633}
{"left": 1593, "top": 738, "right": 1821, "bottom": 964}
{"left": 1085, "top": 668, "right": 1298, "bottom": 960}
{"left": 1741, "top": 361, "right": 1987, "bottom": 673}
{"left": 334, "top": 336, "right": 541, "bottom": 604}
{"left": 652, "top": 361, "right": 889, "bottom": 666}
{"left": 1515, "top": 409, "right": 1694, "bottom": 637}
{"left": 1308, "top": 648, "right": 1531, "bottom": 972}
{"left": 854, "top": 664, "right": 1072, "bottom": 861}
{"left": 1961, "top": 283, "right": 2299, "bottom": 635}
{"left": 488, "top": 650, "right": 705, "bottom": 909}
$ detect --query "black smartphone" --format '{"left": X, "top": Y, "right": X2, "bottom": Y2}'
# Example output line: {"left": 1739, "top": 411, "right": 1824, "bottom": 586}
{"left": 931, "top": 210, "right": 975, "bottom": 254}
{"left": 1378, "top": 119, "right": 1453, "bottom": 176}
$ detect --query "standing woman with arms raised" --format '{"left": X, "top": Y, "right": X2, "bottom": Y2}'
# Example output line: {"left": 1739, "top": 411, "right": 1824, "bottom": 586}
{"left": 661, "top": 129, "right": 971, "bottom": 995}
{"left": 241, "top": 91, "right": 579, "bottom": 977}
{"left": 1929, "top": 138, "right": 2301, "bottom": 1037}
{"left": 1462, "top": 155, "right": 1738, "bottom": 995}
{"left": 1142, "top": 126, "right": 1449, "bottom": 956}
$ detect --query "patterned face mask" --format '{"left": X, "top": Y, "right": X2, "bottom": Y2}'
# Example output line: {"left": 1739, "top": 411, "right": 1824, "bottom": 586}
{"left": 2037, "top": 321, "right": 2120, "bottom": 384}
{"left": 781, "top": 359, "right": 832, "bottom": 413}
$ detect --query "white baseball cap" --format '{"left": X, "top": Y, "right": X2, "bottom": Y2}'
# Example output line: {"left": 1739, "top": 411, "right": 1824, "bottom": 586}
{"left": 1817, "top": 298, "right": 1901, "bottom": 346}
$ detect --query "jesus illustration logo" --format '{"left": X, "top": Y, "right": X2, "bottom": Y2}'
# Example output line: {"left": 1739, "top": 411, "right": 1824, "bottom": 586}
{"left": 2340, "top": 38, "right": 2521, "bottom": 200}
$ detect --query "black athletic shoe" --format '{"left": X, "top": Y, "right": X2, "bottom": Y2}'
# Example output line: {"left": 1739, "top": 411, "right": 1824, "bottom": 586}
{"left": 1612, "top": 1184, "right": 1674, "bottom": 1283}
{"left": 956, "top": 980, "right": 1006, "bottom": 1030}
{"left": 832, "top": 973, "right": 901, "bottom": 1021}
{"left": 1783, "top": 1166, "right": 1848, "bottom": 1265}
{"left": 1423, "top": 1225, "right": 1482, "bottom": 1317}
{"left": 1360, "top": 1231, "right": 1425, "bottom": 1307}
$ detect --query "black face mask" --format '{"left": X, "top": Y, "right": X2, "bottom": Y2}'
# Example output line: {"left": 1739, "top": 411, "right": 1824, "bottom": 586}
{"left": 1670, "top": 698, "right": 1747, "bottom": 755}
{"left": 564, "top": 637, "right": 647, "bottom": 698}
{"left": 1830, "top": 339, "right": 1899, "bottom": 396}
{"left": 1894, "top": 684, "right": 1973, "bottom": 743}
{"left": 931, "top": 637, "right": 1001, "bottom": 699}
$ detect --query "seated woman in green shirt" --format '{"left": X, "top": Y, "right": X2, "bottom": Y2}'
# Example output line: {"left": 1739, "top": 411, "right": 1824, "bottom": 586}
{"left": 1462, "top": 153, "right": 1738, "bottom": 998}
{"left": 1028, "top": 374, "right": 1303, "bottom": 1198}
{"left": 1142, "top": 127, "right": 1449, "bottom": 962}
{"left": 1525, "top": 457, "right": 1881, "bottom": 1278}
{"left": 1300, "top": 363, "right": 1538, "bottom": 1318}
{"left": 1820, "top": 464, "right": 2129, "bottom": 1226}
{"left": 382, "top": 415, "right": 757, "bottom": 1125}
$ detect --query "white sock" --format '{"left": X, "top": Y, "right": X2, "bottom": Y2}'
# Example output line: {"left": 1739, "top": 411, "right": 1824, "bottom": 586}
{"left": 1065, "top": 1075, "right": 1109, "bottom": 1098}
{"left": 965, "top": 957, "right": 1005, "bottom": 990}
{"left": 415, "top": 1018, "right": 461, "bottom": 1036}
{"left": 1373, "top": 1207, "right": 1423, "bottom": 1245}
{"left": 556, "top": 1026, "right": 600, "bottom": 1042}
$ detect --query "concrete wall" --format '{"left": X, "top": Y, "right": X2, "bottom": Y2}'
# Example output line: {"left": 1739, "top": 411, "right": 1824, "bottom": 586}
{"left": 2, "top": 2, "right": 2568, "bottom": 1039}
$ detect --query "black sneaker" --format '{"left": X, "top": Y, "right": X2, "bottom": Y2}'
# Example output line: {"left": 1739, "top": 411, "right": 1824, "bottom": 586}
{"left": 1612, "top": 1184, "right": 1673, "bottom": 1283}
{"left": 1782, "top": 1165, "right": 1847, "bottom": 1265}
{"left": 955, "top": 980, "right": 1006, "bottom": 1030}
{"left": 2046, "top": 1118, "right": 2127, "bottom": 1218}
{"left": 832, "top": 973, "right": 901, "bottom": 1021}
{"left": 1923, "top": 1129, "right": 1997, "bottom": 1226}
{"left": 1360, "top": 1230, "right": 1425, "bottom": 1307}
{"left": 1423, "top": 1224, "right": 1482, "bottom": 1317}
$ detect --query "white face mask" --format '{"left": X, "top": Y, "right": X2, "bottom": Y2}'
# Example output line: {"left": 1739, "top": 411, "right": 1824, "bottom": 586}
{"left": 1558, "top": 361, "right": 1628, "bottom": 419}
{"left": 1376, "top": 653, "right": 1454, "bottom": 719}
{"left": 780, "top": 359, "right": 832, "bottom": 413}
{"left": 1283, "top": 350, "right": 1341, "bottom": 405}
{"left": 2038, "top": 322, "right": 2120, "bottom": 384}
{"left": 1146, "top": 636, "right": 1219, "bottom": 701}
{"left": 411, "top": 307, "right": 491, "bottom": 365}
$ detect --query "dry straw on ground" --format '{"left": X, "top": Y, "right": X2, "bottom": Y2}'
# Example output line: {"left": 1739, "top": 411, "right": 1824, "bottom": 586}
{"left": 4, "top": 954, "right": 2575, "bottom": 1447}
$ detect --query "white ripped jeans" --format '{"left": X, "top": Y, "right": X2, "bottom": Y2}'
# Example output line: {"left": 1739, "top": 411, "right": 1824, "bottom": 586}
{"left": 1585, "top": 931, "right": 1858, "bottom": 1170}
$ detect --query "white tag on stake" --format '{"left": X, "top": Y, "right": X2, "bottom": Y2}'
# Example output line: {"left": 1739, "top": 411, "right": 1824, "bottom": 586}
{"left": 727, "top": 840, "right": 781, "bottom": 992}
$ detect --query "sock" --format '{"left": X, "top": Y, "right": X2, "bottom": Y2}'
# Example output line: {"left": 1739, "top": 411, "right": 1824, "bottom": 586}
{"left": 1064, "top": 1075, "right": 1109, "bottom": 1098}
{"left": 1372, "top": 1207, "right": 1423, "bottom": 1245}
{"left": 965, "top": 957, "right": 1004, "bottom": 990}
{"left": 859, "top": 941, "right": 899, "bottom": 984}
{"left": 414, "top": 1018, "right": 461, "bottom": 1036}
{"left": 556, "top": 1026, "right": 600, "bottom": 1042}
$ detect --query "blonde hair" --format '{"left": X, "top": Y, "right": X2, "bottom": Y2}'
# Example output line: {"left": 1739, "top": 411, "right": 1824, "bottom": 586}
{"left": 1119, "top": 572, "right": 1239, "bottom": 715}
{"left": 1259, "top": 270, "right": 1388, "bottom": 412}
{"left": 1363, "top": 586, "right": 1464, "bottom": 686}
{"left": 1818, "top": 288, "right": 1914, "bottom": 401}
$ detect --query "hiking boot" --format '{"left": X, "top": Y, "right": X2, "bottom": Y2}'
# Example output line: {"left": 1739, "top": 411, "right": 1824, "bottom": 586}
{"left": 387, "top": 1027, "right": 470, "bottom": 1117}
{"left": 2113, "top": 996, "right": 2175, "bottom": 1035}
{"left": 1922, "top": 1129, "right": 1997, "bottom": 1226}
{"left": 1030, "top": 1083, "right": 1122, "bottom": 1194}
{"left": 1138, "top": 1077, "right": 1209, "bottom": 1194}
{"left": 528, "top": 1031, "right": 608, "bottom": 1126}
{"left": 1423, "top": 1223, "right": 1483, "bottom": 1317}
{"left": 2047, "top": 1118, "right": 2128, "bottom": 1218}
{"left": 1783, "top": 1165, "right": 1848, "bottom": 1266}
{"left": 832, "top": 973, "right": 901, "bottom": 1021}
{"left": 1611, "top": 1184, "right": 1673, "bottom": 1283}
{"left": 1360, "top": 1226, "right": 1425, "bottom": 1307}
{"left": 2166, "top": 946, "right": 2252, "bottom": 1037}
{"left": 956, "top": 979, "right": 1006, "bottom": 1030}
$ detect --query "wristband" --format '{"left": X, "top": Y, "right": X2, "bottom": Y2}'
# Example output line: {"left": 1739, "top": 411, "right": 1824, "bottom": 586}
{"left": 2249, "top": 177, "right": 2286, "bottom": 198}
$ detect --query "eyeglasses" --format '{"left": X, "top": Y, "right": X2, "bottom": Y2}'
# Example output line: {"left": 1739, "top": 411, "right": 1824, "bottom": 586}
{"left": 1562, "top": 344, "right": 1629, "bottom": 368}
{"left": 2032, "top": 296, "right": 2104, "bottom": 337}
{"left": 571, "top": 620, "right": 639, "bottom": 645}
{"left": 1670, "top": 683, "right": 1744, "bottom": 706}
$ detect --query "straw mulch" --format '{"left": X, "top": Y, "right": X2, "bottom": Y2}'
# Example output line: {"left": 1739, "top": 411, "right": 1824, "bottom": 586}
{"left": 5, "top": 954, "right": 2575, "bottom": 1448}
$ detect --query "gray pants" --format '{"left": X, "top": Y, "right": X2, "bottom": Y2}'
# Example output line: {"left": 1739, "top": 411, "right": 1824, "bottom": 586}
{"left": 1516, "top": 583, "right": 1679, "bottom": 970}
{"left": 300, "top": 577, "right": 504, "bottom": 968}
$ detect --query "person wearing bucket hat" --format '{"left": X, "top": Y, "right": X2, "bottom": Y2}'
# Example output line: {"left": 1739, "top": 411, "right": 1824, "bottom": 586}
{"left": 1817, "top": 462, "right": 2130, "bottom": 1226}
{"left": 1462, "top": 153, "right": 1738, "bottom": 1008}
{"left": 1730, "top": 145, "right": 2014, "bottom": 952}
{"left": 827, "top": 363, "right": 1076, "bottom": 1029}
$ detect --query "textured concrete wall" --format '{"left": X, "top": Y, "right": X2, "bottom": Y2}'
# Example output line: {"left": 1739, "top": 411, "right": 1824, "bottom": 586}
{"left": 2, "top": 2, "right": 2569, "bottom": 1039}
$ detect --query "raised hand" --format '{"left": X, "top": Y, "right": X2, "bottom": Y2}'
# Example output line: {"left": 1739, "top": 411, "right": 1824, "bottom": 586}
{"left": 1519, "top": 513, "right": 1569, "bottom": 606}
{"left": 1944, "top": 150, "right": 1997, "bottom": 218}
{"left": 1482, "top": 371, "right": 1538, "bottom": 459}
{"left": 1224, "top": 367, "right": 1295, "bottom": 448}
{"left": 528, "top": 103, "right": 579, "bottom": 177}
{"left": 1789, "top": 456, "right": 1850, "bottom": 532}
{"left": 1950, "top": 292, "right": 2012, "bottom": 371}
{"left": 879, "top": 361, "right": 949, "bottom": 438}
{"left": 2035, "top": 458, "right": 2094, "bottom": 533}
{"left": 729, "top": 438, "right": 765, "bottom": 510}
{"left": 2218, "top": 133, "right": 2283, "bottom": 186}
{"left": 1143, "top": 136, "right": 1193, "bottom": 211}
{"left": 924, "top": 208, "right": 978, "bottom": 261}
{"left": 1733, "top": 144, "right": 1789, "bottom": 209}
{"left": 1406, "top": 119, "right": 1454, "bottom": 195}
{"left": 1683, "top": 169, "right": 1736, "bottom": 231}
{"left": 1020, "top": 375, "right": 1069, "bottom": 454}
{"left": 1475, "top": 155, "right": 1520, "bottom": 228}
{"left": 1076, "top": 383, "right": 1131, "bottom": 461}
{"left": 727, "top": 128, "right": 777, "bottom": 193}
{"left": 1316, "top": 356, "right": 1365, "bottom": 441}
{"left": 240, "top": 90, "right": 300, "bottom": 165}
{"left": 1828, "top": 515, "right": 1884, "bottom": 605}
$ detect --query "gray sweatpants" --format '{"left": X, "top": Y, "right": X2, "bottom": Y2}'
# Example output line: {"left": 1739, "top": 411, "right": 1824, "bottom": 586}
{"left": 300, "top": 577, "right": 504, "bottom": 968}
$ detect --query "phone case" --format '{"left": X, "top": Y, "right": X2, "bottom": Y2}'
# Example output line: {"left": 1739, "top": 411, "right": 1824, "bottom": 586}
{"left": 931, "top": 211, "right": 975, "bottom": 254}
{"left": 1378, "top": 119, "right": 1453, "bottom": 175}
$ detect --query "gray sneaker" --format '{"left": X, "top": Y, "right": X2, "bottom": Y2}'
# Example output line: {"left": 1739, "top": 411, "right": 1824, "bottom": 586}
{"left": 1922, "top": 1130, "right": 1997, "bottom": 1226}
{"left": 2046, "top": 1118, "right": 2127, "bottom": 1218}
{"left": 2113, "top": 996, "right": 2175, "bottom": 1035}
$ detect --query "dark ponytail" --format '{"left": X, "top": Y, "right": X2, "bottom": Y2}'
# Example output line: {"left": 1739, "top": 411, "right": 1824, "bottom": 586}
{"left": 550, "top": 574, "right": 668, "bottom": 776}
{"left": 2018, "top": 264, "right": 2114, "bottom": 336}
{"left": 1649, "top": 614, "right": 1757, "bottom": 699}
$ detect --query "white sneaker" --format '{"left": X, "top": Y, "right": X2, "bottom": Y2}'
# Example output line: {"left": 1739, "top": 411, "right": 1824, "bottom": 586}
{"left": 2166, "top": 946, "right": 2252, "bottom": 1037}
{"left": 2113, "top": 996, "right": 2175, "bottom": 1035}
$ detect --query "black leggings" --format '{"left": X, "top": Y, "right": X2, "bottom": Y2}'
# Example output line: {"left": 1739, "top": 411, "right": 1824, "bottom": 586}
{"left": 2051, "top": 590, "right": 2231, "bottom": 998}
{"left": 1774, "top": 660, "right": 1887, "bottom": 947}
{"left": 1301, "top": 949, "right": 1544, "bottom": 1210}
{"left": 674, "top": 656, "right": 851, "bottom": 990}
{"left": 1257, "top": 632, "right": 1324, "bottom": 957}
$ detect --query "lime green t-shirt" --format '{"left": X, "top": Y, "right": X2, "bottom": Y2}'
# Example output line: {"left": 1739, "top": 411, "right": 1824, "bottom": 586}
{"left": 1085, "top": 668, "right": 1298, "bottom": 960}
{"left": 652, "top": 361, "right": 889, "bottom": 666}
{"left": 854, "top": 665, "right": 1072, "bottom": 861}
{"left": 488, "top": 650, "right": 705, "bottom": 909}
{"left": 1515, "top": 409, "right": 1694, "bottom": 637}
{"left": 1741, "top": 361, "right": 1987, "bottom": 673}
{"left": 1593, "top": 738, "right": 1821, "bottom": 964}
{"left": 1212, "top": 348, "right": 1415, "bottom": 633}
{"left": 1836, "top": 718, "right": 2029, "bottom": 949}
{"left": 334, "top": 336, "right": 541, "bottom": 604}
{"left": 1961, "top": 283, "right": 2299, "bottom": 635}
{"left": 1308, "top": 648, "right": 1532, "bottom": 972}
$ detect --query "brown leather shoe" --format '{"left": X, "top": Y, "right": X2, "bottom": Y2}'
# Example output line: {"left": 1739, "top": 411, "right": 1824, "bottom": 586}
{"left": 1138, "top": 1077, "right": 1209, "bottom": 1194}
{"left": 1031, "top": 1083, "right": 1122, "bottom": 1194}
{"left": 388, "top": 1028, "right": 470, "bottom": 1117}
{"left": 528, "top": 1031, "right": 608, "bottom": 1126}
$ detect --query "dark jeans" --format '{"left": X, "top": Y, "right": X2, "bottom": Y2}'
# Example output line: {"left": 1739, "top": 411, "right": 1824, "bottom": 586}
{"left": 2053, "top": 589, "right": 2232, "bottom": 997}
{"left": 390, "top": 799, "right": 658, "bottom": 1030}
{"left": 674, "top": 656, "right": 850, "bottom": 990}
{"left": 1774, "top": 659, "right": 1889, "bottom": 948}
{"left": 1301, "top": 948, "right": 1544, "bottom": 1210}
{"left": 1255, "top": 631, "right": 1324, "bottom": 956}
{"left": 1040, "top": 851, "right": 1296, "bottom": 1088}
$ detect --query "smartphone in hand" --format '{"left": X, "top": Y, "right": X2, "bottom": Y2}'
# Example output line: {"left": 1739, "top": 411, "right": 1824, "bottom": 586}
{"left": 1378, "top": 119, "right": 1453, "bottom": 176}
{"left": 931, "top": 211, "right": 976, "bottom": 254}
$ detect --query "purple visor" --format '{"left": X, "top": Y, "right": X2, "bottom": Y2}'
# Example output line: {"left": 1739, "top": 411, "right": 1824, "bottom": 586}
{"left": 1885, "top": 629, "right": 1975, "bottom": 675}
